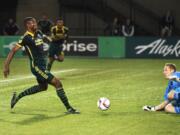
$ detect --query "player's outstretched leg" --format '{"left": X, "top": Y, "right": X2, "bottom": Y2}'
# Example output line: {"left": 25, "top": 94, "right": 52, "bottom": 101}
{"left": 50, "top": 77, "right": 80, "bottom": 114}
{"left": 47, "top": 57, "right": 54, "bottom": 71}
{"left": 11, "top": 84, "right": 47, "bottom": 109}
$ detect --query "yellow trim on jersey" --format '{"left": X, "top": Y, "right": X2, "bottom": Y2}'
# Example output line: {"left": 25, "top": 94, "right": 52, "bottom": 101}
{"left": 26, "top": 46, "right": 33, "bottom": 60}
{"left": 31, "top": 61, "right": 34, "bottom": 68}
{"left": 25, "top": 31, "right": 34, "bottom": 37}
{"left": 16, "top": 43, "right": 22, "bottom": 47}
{"left": 26, "top": 46, "right": 34, "bottom": 67}
{"left": 34, "top": 66, "right": 48, "bottom": 79}
{"left": 62, "top": 26, "right": 65, "bottom": 33}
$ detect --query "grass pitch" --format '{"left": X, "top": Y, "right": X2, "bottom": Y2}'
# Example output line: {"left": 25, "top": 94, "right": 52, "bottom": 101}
{"left": 0, "top": 57, "right": 180, "bottom": 135}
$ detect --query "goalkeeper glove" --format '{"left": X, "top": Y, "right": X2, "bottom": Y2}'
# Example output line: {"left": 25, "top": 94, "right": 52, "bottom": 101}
{"left": 142, "top": 105, "right": 156, "bottom": 111}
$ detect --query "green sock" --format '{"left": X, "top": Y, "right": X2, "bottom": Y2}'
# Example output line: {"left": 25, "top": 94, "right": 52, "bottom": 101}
{"left": 16, "top": 85, "right": 43, "bottom": 101}
{"left": 56, "top": 88, "right": 71, "bottom": 110}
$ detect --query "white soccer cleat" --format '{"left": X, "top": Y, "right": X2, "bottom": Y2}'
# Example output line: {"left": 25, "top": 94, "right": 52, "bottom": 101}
{"left": 142, "top": 105, "right": 155, "bottom": 111}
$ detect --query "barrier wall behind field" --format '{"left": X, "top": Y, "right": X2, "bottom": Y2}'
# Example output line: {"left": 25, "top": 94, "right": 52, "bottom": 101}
{"left": 0, "top": 36, "right": 179, "bottom": 58}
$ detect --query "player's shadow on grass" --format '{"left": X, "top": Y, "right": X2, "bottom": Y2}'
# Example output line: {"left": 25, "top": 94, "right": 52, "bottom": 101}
{"left": 10, "top": 111, "right": 69, "bottom": 125}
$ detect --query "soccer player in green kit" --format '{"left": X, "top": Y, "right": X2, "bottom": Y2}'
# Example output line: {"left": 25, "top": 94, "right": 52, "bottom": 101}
{"left": 3, "top": 17, "right": 79, "bottom": 114}
{"left": 47, "top": 18, "right": 68, "bottom": 71}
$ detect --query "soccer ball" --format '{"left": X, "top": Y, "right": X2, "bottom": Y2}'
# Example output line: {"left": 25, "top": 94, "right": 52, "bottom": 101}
{"left": 97, "top": 97, "right": 110, "bottom": 111}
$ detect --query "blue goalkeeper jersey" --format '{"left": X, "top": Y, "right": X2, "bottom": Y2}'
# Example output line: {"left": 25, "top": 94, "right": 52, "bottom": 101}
{"left": 164, "top": 72, "right": 180, "bottom": 100}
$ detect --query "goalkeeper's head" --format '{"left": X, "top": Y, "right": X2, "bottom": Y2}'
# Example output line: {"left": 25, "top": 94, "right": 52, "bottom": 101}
{"left": 163, "top": 63, "right": 176, "bottom": 78}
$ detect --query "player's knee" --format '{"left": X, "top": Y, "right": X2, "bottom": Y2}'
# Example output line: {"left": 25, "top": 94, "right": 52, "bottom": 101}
{"left": 52, "top": 77, "right": 63, "bottom": 88}
{"left": 56, "top": 79, "right": 63, "bottom": 88}
{"left": 39, "top": 83, "right": 48, "bottom": 91}
{"left": 165, "top": 104, "right": 175, "bottom": 113}
{"left": 49, "top": 57, "right": 54, "bottom": 63}
{"left": 57, "top": 57, "right": 64, "bottom": 62}
{"left": 57, "top": 59, "right": 64, "bottom": 62}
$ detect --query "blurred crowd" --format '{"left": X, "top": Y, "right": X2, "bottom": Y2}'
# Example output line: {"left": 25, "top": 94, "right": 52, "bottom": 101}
{"left": 2, "top": 13, "right": 54, "bottom": 36}
{"left": 104, "top": 17, "right": 135, "bottom": 37}
{"left": 104, "top": 10, "right": 175, "bottom": 37}
{"left": 1, "top": 10, "right": 175, "bottom": 38}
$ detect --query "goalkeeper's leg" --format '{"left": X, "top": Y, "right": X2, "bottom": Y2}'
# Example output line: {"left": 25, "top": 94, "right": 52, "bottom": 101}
{"left": 164, "top": 103, "right": 176, "bottom": 113}
{"left": 165, "top": 99, "right": 180, "bottom": 114}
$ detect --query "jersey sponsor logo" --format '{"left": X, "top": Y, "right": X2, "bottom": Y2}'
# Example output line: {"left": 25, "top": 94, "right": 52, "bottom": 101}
{"left": 35, "top": 39, "right": 43, "bottom": 46}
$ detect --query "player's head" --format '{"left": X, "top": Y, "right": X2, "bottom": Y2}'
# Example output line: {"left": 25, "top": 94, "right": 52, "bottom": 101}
{"left": 163, "top": 63, "right": 176, "bottom": 78}
{"left": 24, "top": 17, "right": 37, "bottom": 32}
{"left": 41, "top": 13, "right": 48, "bottom": 20}
{"left": 56, "top": 18, "right": 64, "bottom": 28}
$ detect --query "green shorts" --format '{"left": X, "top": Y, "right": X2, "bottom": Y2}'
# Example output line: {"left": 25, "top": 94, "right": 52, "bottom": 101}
{"left": 48, "top": 42, "right": 63, "bottom": 58}
{"left": 31, "top": 64, "right": 54, "bottom": 84}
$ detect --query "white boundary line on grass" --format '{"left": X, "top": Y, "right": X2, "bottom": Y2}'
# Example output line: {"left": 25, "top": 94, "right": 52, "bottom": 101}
{"left": 0, "top": 69, "right": 77, "bottom": 83}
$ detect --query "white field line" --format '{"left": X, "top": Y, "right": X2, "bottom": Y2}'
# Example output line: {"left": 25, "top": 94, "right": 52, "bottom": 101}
{"left": 0, "top": 69, "right": 77, "bottom": 83}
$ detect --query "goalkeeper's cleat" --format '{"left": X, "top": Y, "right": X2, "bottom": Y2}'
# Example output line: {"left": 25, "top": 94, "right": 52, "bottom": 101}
{"left": 142, "top": 105, "right": 155, "bottom": 111}
{"left": 66, "top": 107, "right": 80, "bottom": 114}
{"left": 11, "top": 92, "right": 18, "bottom": 109}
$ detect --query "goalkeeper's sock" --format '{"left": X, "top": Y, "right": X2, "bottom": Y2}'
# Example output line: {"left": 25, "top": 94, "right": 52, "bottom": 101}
{"left": 16, "top": 85, "right": 44, "bottom": 101}
{"left": 56, "top": 88, "right": 71, "bottom": 110}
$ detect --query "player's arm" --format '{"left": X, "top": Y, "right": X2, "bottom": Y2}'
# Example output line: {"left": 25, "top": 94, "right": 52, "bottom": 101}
{"left": 51, "top": 27, "right": 57, "bottom": 40}
{"left": 64, "top": 27, "right": 69, "bottom": 39}
{"left": 64, "top": 27, "right": 69, "bottom": 44}
{"left": 43, "top": 35, "right": 52, "bottom": 42}
{"left": 37, "top": 29, "right": 52, "bottom": 42}
{"left": 3, "top": 44, "right": 22, "bottom": 78}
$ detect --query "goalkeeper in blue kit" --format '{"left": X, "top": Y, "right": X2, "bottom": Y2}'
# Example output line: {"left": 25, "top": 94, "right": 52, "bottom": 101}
{"left": 143, "top": 63, "right": 180, "bottom": 114}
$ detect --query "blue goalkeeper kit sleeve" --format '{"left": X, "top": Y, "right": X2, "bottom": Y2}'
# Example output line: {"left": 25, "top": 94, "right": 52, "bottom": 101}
{"left": 164, "top": 72, "right": 180, "bottom": 100}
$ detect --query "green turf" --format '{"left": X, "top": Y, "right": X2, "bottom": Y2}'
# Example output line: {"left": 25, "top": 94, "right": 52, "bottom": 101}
{"left": 1, "top": 57, "right": 180, "bottom": 135}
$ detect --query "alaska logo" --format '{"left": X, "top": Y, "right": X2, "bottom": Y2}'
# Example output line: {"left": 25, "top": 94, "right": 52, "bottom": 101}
{"left": 135, "top": 39, "right": 180, "bottom": 57}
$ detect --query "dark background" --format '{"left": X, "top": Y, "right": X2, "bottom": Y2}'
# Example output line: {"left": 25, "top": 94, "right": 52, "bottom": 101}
{"left": 0, "top": 0, "right": 179, "bottom": 36}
